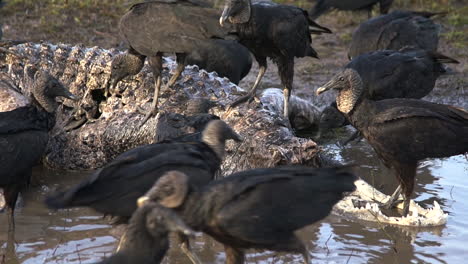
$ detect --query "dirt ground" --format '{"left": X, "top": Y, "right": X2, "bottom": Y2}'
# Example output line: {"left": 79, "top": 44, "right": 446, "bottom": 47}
{"left": 1, "top": 0, "right": 467, "bottom": 109}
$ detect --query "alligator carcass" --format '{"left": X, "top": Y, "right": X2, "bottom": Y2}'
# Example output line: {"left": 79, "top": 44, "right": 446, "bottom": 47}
{"left": 0, "top": 42, "right": 320, "bottom": 172}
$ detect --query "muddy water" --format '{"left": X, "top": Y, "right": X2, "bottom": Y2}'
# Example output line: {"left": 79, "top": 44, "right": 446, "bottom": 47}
{"left": 1, "top": 137, "right": 467, "bottom": 263}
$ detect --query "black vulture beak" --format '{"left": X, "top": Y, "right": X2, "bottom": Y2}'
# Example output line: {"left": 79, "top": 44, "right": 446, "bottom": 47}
{"left": 211, "top": 100, "right": 225, "bottom": 111}
{"left": 220, "top": 6, "right": 231, "bottom": 27}
{"left": 172, "top": 219, "right": 196, "bottom": 237}
{"left": 181, "top": 226, "right": 196, "bottom": 237}
{"left": 232, "top": 131, "right": 243, "bottom": 142}
{"left": 137, "top": 196, "right": 149, "bottom": 208}
{"left": 316, "top": 80, "right": 335, "bottom": 96}
{"left": 60, "top": 87, "right": 79, "bottom": 101}
{"left": 170, "top": 218, "right": 196, "bottom": 237}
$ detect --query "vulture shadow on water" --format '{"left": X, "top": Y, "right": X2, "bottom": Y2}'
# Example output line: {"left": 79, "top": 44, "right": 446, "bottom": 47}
{"left": 219, "top": 0, "right": 331, "bottom": 122}
{"left": 140, "top": 167, "right": 356, "bottom": 264}
{"left": 316, "top": 70, "right": 468, "bottom": 216}
{"left": 349, "top": 10, "right": 443, "bottom": 59}
{"left": 0, "top": 68, "right": 77, "bottom": 232}
{"left": 108, "top": 0, "right": 242, "bottom": 127}
{"left": 309, "top": 0, "right": 394, "bottom": 20}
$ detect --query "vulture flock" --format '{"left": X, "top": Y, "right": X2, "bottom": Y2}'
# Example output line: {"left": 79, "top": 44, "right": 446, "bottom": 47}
{"left": 0, "top": 0, "right": 467, "bottom": 263}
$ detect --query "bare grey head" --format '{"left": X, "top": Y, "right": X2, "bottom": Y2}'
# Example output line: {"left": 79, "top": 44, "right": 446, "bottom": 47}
{"left": 316, "top": 68, "right": 363, "bottom": 114}
{"left": 142, "top": 202, "right": 195, "bottom": 238}
{"left": 31, "top": 69, "right": 78, "bottom": 113}
{"left": 116, "top": 199, "right": 194, "bottom": 259}
{"left": 202, "top": 120, "right": 242, "bottom": 159}
{"left": 138, "top": 171, "right": 189, "bottom": 209}
{"left": 186, "top": 98, "right": 219, "bottom": 114}
{"left": 186, "top": 114, "right": 220, "bottom": 133}
{"left": 108, "top": 52, "right": 145, "bottom": 96}
{"left": 220, "top": 0, "right": 252, "bottom": 26}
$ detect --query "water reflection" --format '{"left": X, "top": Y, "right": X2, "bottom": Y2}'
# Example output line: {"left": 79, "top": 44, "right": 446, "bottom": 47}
{"left": 0, "top": 168, "right": 117, "bottom": 264}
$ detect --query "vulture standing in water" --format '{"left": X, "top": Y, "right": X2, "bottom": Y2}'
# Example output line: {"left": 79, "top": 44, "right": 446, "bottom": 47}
{"left": 316, "top": 72, "right": 468, "bottom": 216}
{"left": 309, "top": 0, "right": 393, "bottom": 19}
{"left": 349, "top": 10, "right": 442, "bottom": 59}
{"left": 45, "top": 120, "right": 241, "bottom": 220}
{"left": 0, "top": 69, "right": 77, "bottom": 231}
{"left": 46, "top": 120, "right": 240, "bottom": 263}
{"left": 140, "top": 167, "right": 356, "bottom": 264}
{"left": 219, "top": 0, "right": 331, "bottom": 121}
{"left": 109, "top": 0, "right": 233, "bottom": 126}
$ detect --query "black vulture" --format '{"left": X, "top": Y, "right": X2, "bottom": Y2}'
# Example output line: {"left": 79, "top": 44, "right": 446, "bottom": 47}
{"left": 108, "top": 0, "right": 233, "bottom": 125}
{"left": 316, "top": 74, "right": 468, "bottom": 216}
{"left": 152, "top": 112, "right": 220, "bottom": 143}
{"left": 153, "top": 98, "right": 221, "bottom": 142}
{"left": 219, "top": 0, "right": 331, "bottom": 121}
{"left": 318, "top": 48, "right": 458, "bottom": 139}
{"left": 309, "top": 0, "right": 393, "bottom": 19}
{"left": 0, "top": 70, "right": 77, "bottom": 231}
{"left": 344, "top": 48, "right": 459, "bottom": 99}
{"left": 318, "top": 102, "right": 349, "bottom": 132}
{"left": 140, "top": 167, "right": 356, "bottom": 263}
{"left": 349, "top": 11, "right": 442, "bottom": 59}
{"left": 185, "top": 39, "right": 252, "bottom": 85}
{"left": 109, "top": 39, "right": 251, "bottom": 93}
{"left": 185, "top": 98, "right": 219, "bottom": 115}
{"left": 96, "top": 201, "right": 194, "bottom": 264}
{"left": 45, "top": 120, "right": 242, "bottom": 221}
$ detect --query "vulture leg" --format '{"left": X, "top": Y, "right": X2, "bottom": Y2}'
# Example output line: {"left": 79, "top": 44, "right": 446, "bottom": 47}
{"left": 166, "top": 53, "right": 187, "bottom": 89}
{"left": 399, "top": 163, "right": 417, "bottom": 216}
{"left": 6, "top": 230, "right": 16, "bottom": 256}
{"left": 228, "top": 56, "right": 267, "bottom": 110}
{"left": 224, "top": 245, "right": 245, "bottom": 264}
{"left": 3, "top": 186, "right": 20, "bottom": 232}
{"left": 283, "top": 235, "right": 310, "bottom": 264}
{"left": 382, "top": 184, "right": 402, "bottom": 210}
{"left": 178, "top": 233, "right": 202, "bottom": 264}
{"left": 278, "top": 58, "right": 294, "bottom": 120}
{"left": 301, "top": 247, "right": 311, "bottom": 264}
{"left": 140, "top": 53, "right": 163, "bottom": 127}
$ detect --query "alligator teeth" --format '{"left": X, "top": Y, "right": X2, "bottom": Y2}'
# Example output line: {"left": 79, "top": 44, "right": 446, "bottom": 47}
{"left": 332, "top": 178, "right": 448, "bottom": 227}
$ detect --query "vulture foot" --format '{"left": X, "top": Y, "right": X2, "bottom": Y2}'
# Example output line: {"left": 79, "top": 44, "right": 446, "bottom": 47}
{"left": 227, "top": 93, "right": 259, "bottom": 112}
{"left": 139, "top": 105, "right": 159, "bottom": 128}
